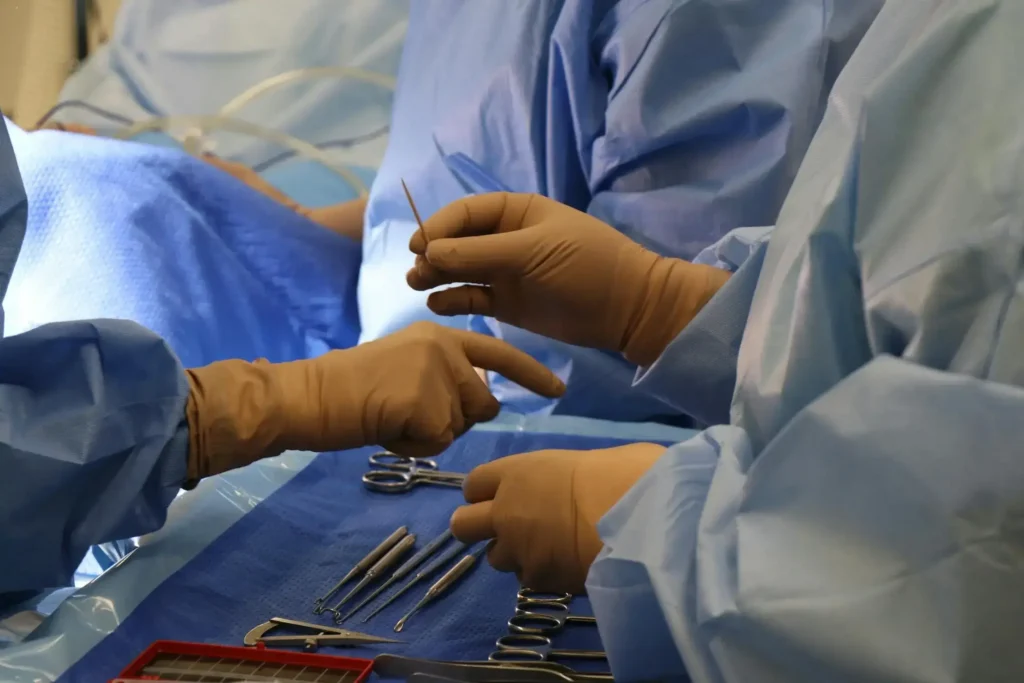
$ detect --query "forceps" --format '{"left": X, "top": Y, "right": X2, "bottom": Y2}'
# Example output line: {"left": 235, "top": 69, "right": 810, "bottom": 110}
{"left": 489, "top": 634, "right": 607, "bottom": 663}
{"left": 363, "top": 452, "right": 466, "bottom": 494}
{"left": 508, "top": 601, "right": 597, "bottom": 635}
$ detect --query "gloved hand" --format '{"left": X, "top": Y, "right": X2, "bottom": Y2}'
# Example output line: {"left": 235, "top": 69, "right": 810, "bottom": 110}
{"left": 407, "top": 193, "right": 730, "bottom": 366}
{"left": 449, "top": 443, "right": 666, "bottom": 594}
{"left": 183, "top": 322, "right": 565, "bottom": 481}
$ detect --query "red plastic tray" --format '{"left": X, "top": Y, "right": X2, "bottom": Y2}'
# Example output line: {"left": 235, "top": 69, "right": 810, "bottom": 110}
{"left": 113, "top": 639, "right": 374, "bottom": 682}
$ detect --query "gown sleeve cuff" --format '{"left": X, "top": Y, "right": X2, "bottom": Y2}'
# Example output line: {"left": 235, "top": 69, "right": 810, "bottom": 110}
{"left": 586, "top": 428, "right": 739, "bottom": 682}
{"left": 632, "top": 239, "right": 768, "bottom": 425}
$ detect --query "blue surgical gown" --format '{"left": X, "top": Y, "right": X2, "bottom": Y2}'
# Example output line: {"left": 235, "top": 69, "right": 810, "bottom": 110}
{"left": 359, "top": 0, "right": 883, "bottom": 421}
{"left": 0, "top": 119, "right": 191, "bottom": 600}
{"left": 587, "top": 1, "right": 1024, "bottom": 681}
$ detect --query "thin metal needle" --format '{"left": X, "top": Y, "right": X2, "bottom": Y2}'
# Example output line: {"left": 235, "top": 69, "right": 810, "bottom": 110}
{"left": 328, "top": 534, "right": 417, "bottom": 620}
{"left": 361, "top": 542, "right": 466, "bottom": 623}
{"left": 393, "top": 543, "right": 488, "bottom": 633}
{"left": 337, "top": 529, "right": 453, "bottom": 624}
{"left": 402, "top": 178, "right": 428, "bottom": 246}
{"left": 313, "top": 526, "right": 408, "bottom": 614}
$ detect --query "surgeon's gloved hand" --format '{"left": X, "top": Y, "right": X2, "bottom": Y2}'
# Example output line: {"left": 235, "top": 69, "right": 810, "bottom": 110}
{"left": 407, "top": 193, "right": 730, "bottom": 366}
{"left": 449, "top": 443, "right": 666, "bottom": 594}
{"left": 183, "top": 322, "right": 565, "bottom": 481}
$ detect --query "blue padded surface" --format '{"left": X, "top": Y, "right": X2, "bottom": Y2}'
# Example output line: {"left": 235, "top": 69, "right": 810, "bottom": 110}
{"left": 58, "top": 429, "right": 674, "bottom": 681}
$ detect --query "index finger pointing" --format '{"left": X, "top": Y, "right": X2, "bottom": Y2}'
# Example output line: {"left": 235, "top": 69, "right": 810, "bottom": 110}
{"left": 453, "top": 331, "right": 565, "bottom": 399}
{"left": 409, "top": 192, "right": 533, "bottom": 254}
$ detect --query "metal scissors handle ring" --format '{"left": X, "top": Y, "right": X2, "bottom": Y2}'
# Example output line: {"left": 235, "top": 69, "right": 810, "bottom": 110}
{"left": 492, "top": 634, "right": 607, "bottom": 662}
{"left": 509, "top": 602, "right": 598, "bottom": 635}
{"left": 362, "top": 469, "right": 465, "bottom": 493}
{"left": 488, "top": 648, "right": 546, "bottom": 663}
{"left": 368, "top": 451, "right": 440, "bottom": 471}
{"left": 516, "top": 588, "right": 573, "bottom": 606}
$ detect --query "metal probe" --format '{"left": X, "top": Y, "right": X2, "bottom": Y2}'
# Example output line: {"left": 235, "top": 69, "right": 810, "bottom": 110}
{"left": 361, "top": 541, "right": 468, "bottom": 623}
{"left": 330, "top": 533, "right": 418, "bottom": 621}
{"left": 402, "top": 178, "right": 428, "bottom": 246}
{"left": 393, "top": 543, "right": 488, "bottom": 632}
{"left": 313, "top": 525, "right": 408, "bottom": 614}
{"left": 337, "top": 529, "right": 454, "bottom": 623}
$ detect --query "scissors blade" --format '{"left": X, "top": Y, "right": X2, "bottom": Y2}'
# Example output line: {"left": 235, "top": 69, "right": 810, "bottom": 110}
{"left": 245, "top": 617, "right": 401, "bottom": 647}
{"left": 257, "top": 632, "right": 401, "bottom": 647}
{"left": 372, "top": 655, "right": 574, "bottom": 682}
{"left": 328, "top": 627, "right": 403, "bottom": 645}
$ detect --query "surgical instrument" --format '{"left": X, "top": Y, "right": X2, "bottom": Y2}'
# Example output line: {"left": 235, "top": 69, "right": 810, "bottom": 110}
{"left": 367, "top": 452, "right": 465, "bottom": 481}
{"left": 330, "top": 533, "right": 418, "bottom": 620}
{"left": 243, "top": 617, "right": 401, "bottom": 652}
{"left": 406, "top": 676, "right": 466, "bottom": 683}
{"left": 394, "top": 543, "right": 489, "bottom": 632}
{"left": 490, "top": 634, "right": 606, "bottom": 663}
{"left": 402, "top": 178, "right": 428, "bottom": 245}
{"left": 515, "top": 589, "right": 573, "bottom": 606}
{"left": 314, "top": 526, "right": 408, "bottom": 614}
{"left": 361, "top": 541, "right": 468, "bottom": 623}
{"left": 364, "top": 453, "right": 466, "bottom": 494}
{"left": 372, "top": 654, "right": 578, "bottom": 683}
{"left": 337, "top": 528, "right": 454, "bottom": 623}
{"left": 375, "top": 657, "right": 614, "bottom": 683}
{"left": 508, "top": 602, "right": 597, "bottom": 636}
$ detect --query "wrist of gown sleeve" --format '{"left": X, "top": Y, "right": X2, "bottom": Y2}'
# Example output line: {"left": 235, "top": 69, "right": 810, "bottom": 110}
{"left": 586, "top": 427, "right": 732, "bottom": 682}
{"left": 0, "top": 319, "right": 191, "bottom": 595}
{"left": 632, "top": 230, "right": 771, "bottom": 425}
{"left": 478, "top": 318, "right": 696, "bottom": 423}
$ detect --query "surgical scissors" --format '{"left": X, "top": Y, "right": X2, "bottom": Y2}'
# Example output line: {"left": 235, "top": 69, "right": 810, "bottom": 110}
{"left": 516, "top": 588, "right": 573, "bottom": 606}
{"left": 362, "top": 452, "right": 466, "bottom": 494}
{"left": 243, "top": 617, "right": 401, "bottom": 652}
{"left": 489, "top": 634, "right": 607, "bottom": 663}
{"left": 508, "top": 601, "right": 597, "bottom": 635}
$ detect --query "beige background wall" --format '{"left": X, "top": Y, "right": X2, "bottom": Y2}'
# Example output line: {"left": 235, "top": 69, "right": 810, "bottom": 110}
{"left": 0, "top": 0, "right": 121, "bottom": 127}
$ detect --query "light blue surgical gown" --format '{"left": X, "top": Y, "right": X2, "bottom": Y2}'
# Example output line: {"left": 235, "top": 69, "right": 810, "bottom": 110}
{"left": 359, "top": 0, "right": 884, "bottom": 421}
{"left": 587, "top": 1, "right": 1024, "bottom": 681}
{"left": 0, "top": 119, "right": 192, "bottom": 602}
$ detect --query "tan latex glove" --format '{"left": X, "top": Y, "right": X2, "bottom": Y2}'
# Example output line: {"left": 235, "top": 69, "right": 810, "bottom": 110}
{"left": 407, "top": 193, "right": 731, "bottom": 366}
{"left": 449, "top": 443, "right": 666, "bottom": 594}
{"left": 183, "top": 322, "right": 565, "bottom": 482}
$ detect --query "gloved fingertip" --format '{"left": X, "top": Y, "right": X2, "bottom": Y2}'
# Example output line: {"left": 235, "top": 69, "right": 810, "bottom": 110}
{"left": 405, "top": 268, "right": 423, "bottom": 291}
{"left": 409, "top": 230, "right": 426, "bottom": 255}
{"left": 546, "top": 375, "right": 567, "bottom": 398}
{"left": 478, "top": 394, "right": 501, "bottom": 423}
{"left": 423, "top": 239, "right": 454, "bottom": 266}
{"left": 449, "top": 507, "right": 467, "bottom": 538}
{"left": 449, "top": 505, "right": 485, "bottom": 542}
{"left": 426, "top": 291, "right": 454, "bottom": 315}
